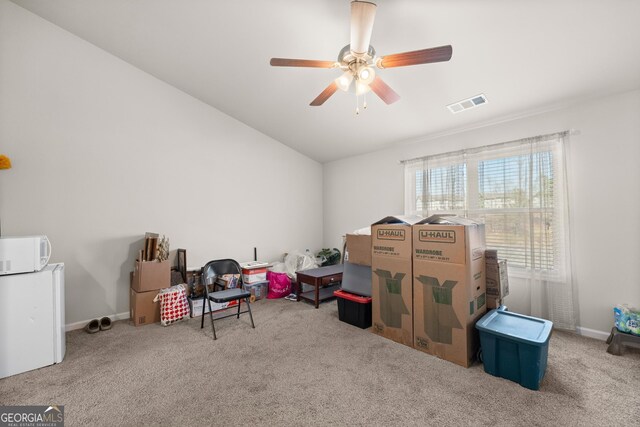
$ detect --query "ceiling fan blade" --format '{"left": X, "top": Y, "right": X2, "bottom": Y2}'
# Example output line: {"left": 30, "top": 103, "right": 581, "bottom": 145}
{"left": 270, "top": 58, "right": 336, "bottom": 68}
{"left": 350, "top": 1, "right": 377, "bottom": 56}
{"left": 369, "top": 76, "right": 400, "bottom": 105}
{"left": 378, "top": 45, "right": 453, "bottom": 69}
{"left": 310, "top": 81, "right": 339, "bottom": 106}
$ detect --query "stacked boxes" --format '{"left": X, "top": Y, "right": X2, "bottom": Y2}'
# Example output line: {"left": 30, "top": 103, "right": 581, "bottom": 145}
{"left": 361, "top": 215, "right": 490, "bottom": 367}
{"left": 130, "top": 233, "right": 171, "bottom": 326}
{"left": 129, "top": 260, "right": 170, "bottom": 326}
{"left": 485, "top": 249, "right": 509, "bottom": 309}
{"left": 371, "top": 215, "right": 422, "bottom": 347}
{"left": 412, "top": 215, "right": 487, "bottom": 368}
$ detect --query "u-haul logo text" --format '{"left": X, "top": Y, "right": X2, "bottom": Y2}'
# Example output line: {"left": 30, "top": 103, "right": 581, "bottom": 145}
{"left": 377, "top": 229, "right": 405, "bottom": 241}
{"left": 419, "top": 229, "right": 456, "bottom": 243}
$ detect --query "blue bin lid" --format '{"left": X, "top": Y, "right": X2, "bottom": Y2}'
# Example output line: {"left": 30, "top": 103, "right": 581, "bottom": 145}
{"left": 476, "top": 307, "right": 553, "bottom": 346}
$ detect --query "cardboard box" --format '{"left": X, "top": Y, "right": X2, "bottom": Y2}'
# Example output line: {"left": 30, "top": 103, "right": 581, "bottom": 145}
{"left": 487, "top": 297, "right": 502, "bottom": 310}
{"left": 486, "top": 258, "right": 509, "bottom": 299}
{"left": 412, "top": 215, "right": 487, "bottom": 368}
{"left": 242, "top": 268, "right": 267, "bottom": 284}
{"left": 345, "top": 233, "right": 372, "bottom": 267}
{"left": 485, "top": 249, "right": 498, "bottom": 263}
{"left": 132, "top": 259, "right": 170, "bottom": 292}
{"left": 188, "top": 296, "right": 239, "bottom": 318}
{"left": 130, "top": 288, "right": 161, "bottom": 326}
{"left": 371, "top": 215, "right": 422, "bottom": 347}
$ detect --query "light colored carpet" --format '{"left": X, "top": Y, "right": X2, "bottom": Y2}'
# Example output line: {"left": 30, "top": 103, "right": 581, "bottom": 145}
{"left": 1, "top": 298, "right": 639, "bottom": 426}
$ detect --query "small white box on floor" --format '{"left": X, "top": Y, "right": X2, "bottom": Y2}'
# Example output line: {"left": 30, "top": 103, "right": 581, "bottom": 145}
{"left": 188, "top": 296, "right": 237, "bottom": 318}
{"left": 240, "top": 261, "right": 269, "bottom": 284}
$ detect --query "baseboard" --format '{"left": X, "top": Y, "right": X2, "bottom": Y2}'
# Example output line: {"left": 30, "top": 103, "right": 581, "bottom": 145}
{"left": 65, "top": 311, "right": 130, "bottom": 332}
{"left": 576, "top": 326, "right": 610, "bottom": 341}
{"left": 66, "top": 314, "right": 611, "bottom": 341}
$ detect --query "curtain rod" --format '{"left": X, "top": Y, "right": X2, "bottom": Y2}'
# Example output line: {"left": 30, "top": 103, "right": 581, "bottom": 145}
{"left": 399, "top": 129, "right": 575, "bottom": 165}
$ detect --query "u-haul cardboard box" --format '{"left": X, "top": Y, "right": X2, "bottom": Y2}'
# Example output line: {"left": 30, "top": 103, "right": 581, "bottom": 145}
{"left": 412, "top": 215, "right": 486, "bottom": 367}
{"left": 371, "top": 215, "right": 423, "bottom": 347}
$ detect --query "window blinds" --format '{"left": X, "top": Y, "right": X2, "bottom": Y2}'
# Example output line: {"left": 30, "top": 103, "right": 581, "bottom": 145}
{"left": 404, "top": 132, "right": 569, "bottom": 274}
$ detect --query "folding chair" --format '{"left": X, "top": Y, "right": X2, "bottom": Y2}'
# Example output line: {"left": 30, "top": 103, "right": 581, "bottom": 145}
{"left": 199, "top": 259, "right": 255, "bottom": 340}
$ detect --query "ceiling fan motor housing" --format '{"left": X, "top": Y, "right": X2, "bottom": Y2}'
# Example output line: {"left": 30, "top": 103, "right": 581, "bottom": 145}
{"left": 338, "top": 44, "right": 376, "bottom": 67}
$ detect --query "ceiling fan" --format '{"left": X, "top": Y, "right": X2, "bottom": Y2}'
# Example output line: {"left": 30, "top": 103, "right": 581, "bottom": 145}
{"left": 270, "top": 1, "right": 452, "bottom": 110}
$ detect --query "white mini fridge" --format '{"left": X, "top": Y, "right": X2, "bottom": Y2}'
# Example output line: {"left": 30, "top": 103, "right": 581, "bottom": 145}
{"left": 0, "top": 263, "right": 65, "bottom": 379}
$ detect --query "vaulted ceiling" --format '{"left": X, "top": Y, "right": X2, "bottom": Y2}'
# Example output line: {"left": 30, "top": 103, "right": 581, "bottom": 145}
{"left": 11, "top": 0, "right": 640, "bottom": 162}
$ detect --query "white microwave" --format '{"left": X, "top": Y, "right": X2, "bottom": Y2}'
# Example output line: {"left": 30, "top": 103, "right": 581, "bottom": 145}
{"left": 0, "top": 236, "right": 51, "bottom": 275}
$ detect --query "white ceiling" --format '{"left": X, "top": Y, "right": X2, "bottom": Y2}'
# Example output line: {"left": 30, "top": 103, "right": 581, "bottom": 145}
{"left": 11, "top": 0, "right": 640, "bottom": 163}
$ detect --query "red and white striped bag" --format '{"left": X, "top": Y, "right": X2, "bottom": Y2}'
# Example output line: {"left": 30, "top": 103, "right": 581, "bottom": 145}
{"left": 153, "top": 284, "right": 190, "bottom": 326}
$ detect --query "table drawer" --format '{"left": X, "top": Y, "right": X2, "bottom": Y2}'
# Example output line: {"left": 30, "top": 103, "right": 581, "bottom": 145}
{"left": 321, "top": 274, "right": 342, "bottom": 286}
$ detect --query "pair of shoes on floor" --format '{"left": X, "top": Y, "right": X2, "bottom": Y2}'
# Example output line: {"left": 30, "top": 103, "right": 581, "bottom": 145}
{"left": 84, "top": 317, "right": 112, "bottom": 334}
{"left": 284, "top": 293, "right": 298, "bottom": 301}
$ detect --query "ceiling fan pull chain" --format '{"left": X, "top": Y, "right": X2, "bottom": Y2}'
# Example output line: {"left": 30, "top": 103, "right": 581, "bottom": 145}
{"left": 356, "top": 94, "right": 360, "bottom": 115}
{"left": 363, "top": 92, "right": 368, "bottom": 110}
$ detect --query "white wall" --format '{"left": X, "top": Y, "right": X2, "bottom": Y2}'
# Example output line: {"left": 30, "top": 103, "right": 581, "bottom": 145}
{"left": 0, "top": 1, "right": 323, "bottom": 325}
{"left": 324, "top": 89, "right": 640, "bottom": 334}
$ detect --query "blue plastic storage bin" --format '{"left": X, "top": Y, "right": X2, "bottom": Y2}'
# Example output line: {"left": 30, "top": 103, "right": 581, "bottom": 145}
{"left": 476, "top": 306, "right": 553, "bottom": 390}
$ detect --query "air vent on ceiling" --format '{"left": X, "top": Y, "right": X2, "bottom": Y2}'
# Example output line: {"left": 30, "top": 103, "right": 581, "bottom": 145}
{"left": 447, "top": 94, "right": 488, "bottom": 114}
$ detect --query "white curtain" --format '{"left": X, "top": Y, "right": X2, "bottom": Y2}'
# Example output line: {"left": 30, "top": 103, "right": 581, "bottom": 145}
{"left": 404, "top": 132, "right": 577, "bottom": 330}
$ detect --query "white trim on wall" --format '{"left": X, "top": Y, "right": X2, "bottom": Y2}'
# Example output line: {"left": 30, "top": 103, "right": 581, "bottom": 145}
{"left": 575, "top": 326, "right": 610, "bottom": 342}
{"left": 65, "top": 314, "right": 612, "bottom": 341}
{"left": 65, "top": 312, "right": 130, "bottom": 332}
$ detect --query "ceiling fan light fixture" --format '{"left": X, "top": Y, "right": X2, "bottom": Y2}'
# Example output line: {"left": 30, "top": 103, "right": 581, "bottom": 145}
{"left": 335, "top": 71, "right": 354, "bottom": 92}
{"left": 355, "top": 80, "right": 371, "bottom": 96}
{"left": 357, "top": 66, "right": 375, "bottom": 85}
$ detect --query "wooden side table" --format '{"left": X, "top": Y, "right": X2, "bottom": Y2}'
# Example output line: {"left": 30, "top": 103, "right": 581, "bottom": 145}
{"left": 296, "top": 264, "right": 344, "bottom": 308}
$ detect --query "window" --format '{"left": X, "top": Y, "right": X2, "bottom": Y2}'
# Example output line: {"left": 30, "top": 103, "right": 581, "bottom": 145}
{"left": 404, "top": 132, "right": 569, "bottom": 275}
{"left": 404, "top": 131, "right": 576, "bottom": 329}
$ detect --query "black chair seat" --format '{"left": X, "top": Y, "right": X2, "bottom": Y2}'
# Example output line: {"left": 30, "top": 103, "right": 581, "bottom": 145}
{"left": 209, "top": 288, "right": 251, "bottom": 303}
